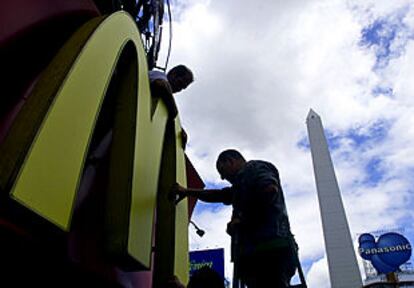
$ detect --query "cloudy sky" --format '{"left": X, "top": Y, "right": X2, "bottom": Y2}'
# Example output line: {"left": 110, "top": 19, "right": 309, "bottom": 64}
{"left": 159, "top": 0, "right": 414, "bottom": 286}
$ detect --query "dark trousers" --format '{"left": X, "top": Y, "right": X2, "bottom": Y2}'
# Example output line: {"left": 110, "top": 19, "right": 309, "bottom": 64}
{"left": 238, "top": 247, "right": 295, "bottom": 288}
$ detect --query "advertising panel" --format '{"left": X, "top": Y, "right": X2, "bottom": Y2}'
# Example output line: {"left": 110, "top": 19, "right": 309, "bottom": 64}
{"left": 189, "top": 248, "right": 225, "bottom": 279}
{"left": 357, "top": 228, "right": 414, "bottom": 284}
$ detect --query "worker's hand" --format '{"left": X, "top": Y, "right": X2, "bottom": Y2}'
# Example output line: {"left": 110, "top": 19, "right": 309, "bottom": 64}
{"left": 226, "top": 217, "right": 241, "bottom": 237}
{"left": 169, "top": 183, "right": 188, "bottom": 204}
{"left": 181, "top": 129, "right": 188, "bottom": 149}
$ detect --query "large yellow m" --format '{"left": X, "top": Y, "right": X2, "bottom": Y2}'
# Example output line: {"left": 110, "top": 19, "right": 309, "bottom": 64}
{"left": 0, "top": 12, "right": 188, "bottom": 282}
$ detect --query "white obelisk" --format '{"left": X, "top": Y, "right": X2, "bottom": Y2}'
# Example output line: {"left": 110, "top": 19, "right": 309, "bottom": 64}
{"left": 306, "top": 109, "right": 362, "bottom": 288}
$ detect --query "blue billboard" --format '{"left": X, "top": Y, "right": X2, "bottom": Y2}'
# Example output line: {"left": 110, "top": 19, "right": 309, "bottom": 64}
{"left": 358, "top": 232, "right": 412, "bottom": 274}
{"left": 189, "top": 248, "right": 225, "bottom": 278}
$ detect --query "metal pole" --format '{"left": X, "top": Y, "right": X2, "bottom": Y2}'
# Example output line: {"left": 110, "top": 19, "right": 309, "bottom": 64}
{"left": 290, "top": 236, "right": 307, "bottom": 288}
{"left": 232, "top": 237, "right": 239, "bottom": 288}
{"left": 232, "top": 230, "right": 244, "bottom": 288}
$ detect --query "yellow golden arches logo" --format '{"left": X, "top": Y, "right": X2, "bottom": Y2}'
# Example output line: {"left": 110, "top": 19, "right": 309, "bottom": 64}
{"left": 0, "top": 11, "right": 189, "bottom": 277}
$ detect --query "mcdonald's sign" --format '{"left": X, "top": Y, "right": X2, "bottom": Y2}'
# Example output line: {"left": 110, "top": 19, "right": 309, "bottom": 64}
{"left": 0, "top": 7, "right": 199, "bottom": 287}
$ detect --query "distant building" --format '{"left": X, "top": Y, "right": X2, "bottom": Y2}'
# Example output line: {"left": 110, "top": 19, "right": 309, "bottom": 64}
{"left": 306, "top": 109, "right": 363, "bottom": 288}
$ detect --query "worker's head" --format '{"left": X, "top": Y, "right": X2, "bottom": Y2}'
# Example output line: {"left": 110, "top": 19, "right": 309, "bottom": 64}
{"left": 216, "top": 149, "right": 246, "bottom": 184}
{"left": 167, "top": 65, "right": 194, "bottom": 93}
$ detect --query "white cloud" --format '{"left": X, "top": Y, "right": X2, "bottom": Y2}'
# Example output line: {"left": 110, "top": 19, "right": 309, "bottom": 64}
{"left": 162, "top": 0, "right": 414, "bottom": 285}
{"left": 287, "top": 192, "right": 326, "bottom": 260}
{"left": 307, "top": 257, "right": 330, "bottom": 288}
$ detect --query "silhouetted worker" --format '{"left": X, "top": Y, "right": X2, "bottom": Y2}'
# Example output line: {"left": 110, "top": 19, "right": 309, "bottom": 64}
{"left": 149, "top": 64, "right": 194, "bottom": 94}
{"left": 148, "top": 65, "right": 193, "bottom": 146}
{"left": 174, "top": 149, "right": 297, "bottom": 288}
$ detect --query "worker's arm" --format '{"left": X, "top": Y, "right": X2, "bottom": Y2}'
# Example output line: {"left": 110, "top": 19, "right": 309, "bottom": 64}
{"left": 151, "top": 78, "right": 173, "bottom": 95}
{"left": 172, "top": 183, "right": 233, "bottom": 204}
{"left": 150, "top": 79, "right": 178, "bottom": 118}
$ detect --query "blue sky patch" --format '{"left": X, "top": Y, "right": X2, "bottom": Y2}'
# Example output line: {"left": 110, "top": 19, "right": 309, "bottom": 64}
{"left": 296, "top": 130, "right": 342, "bottom": 152}
{"left": 205, "top": 181, "right": 226, "bottom": 190}
{"left": 360, "top": 19, "right": 396, "bottom": 61}
{"left": 363, "top": 157, "right": 384, "bottom": 186}
{"left": 372, "top": 86, "right": 394, "bottom": 97}
{"left": 297, "top": 120, "right": 391, "bottom": 154}
{"left": 359, "top": 7, "right": 414, "bottom": 69}
{"left": 297, "top": 137, "right": 310, "bottom": 150}
{"left": 325, "top": 130, "right": 343, "bottom": 151}
{"left": 330, "top": 122, "right": 390, "bottom": 187}
{"left": 297, "top": 120, "right": 392, "bottom": 187}
{"left": 194, "top": 201, "right": 225, "bottom": 214}
{"left": 346, "top": 120, "right": 390, "bottom": 147}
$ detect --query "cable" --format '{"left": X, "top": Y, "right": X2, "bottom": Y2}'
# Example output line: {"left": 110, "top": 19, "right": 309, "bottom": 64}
{"left": 189, "top": 220, "right": 205, "bottom": 237}
{"left": 164, "top": 0, "right": 173, "bottom": 70}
